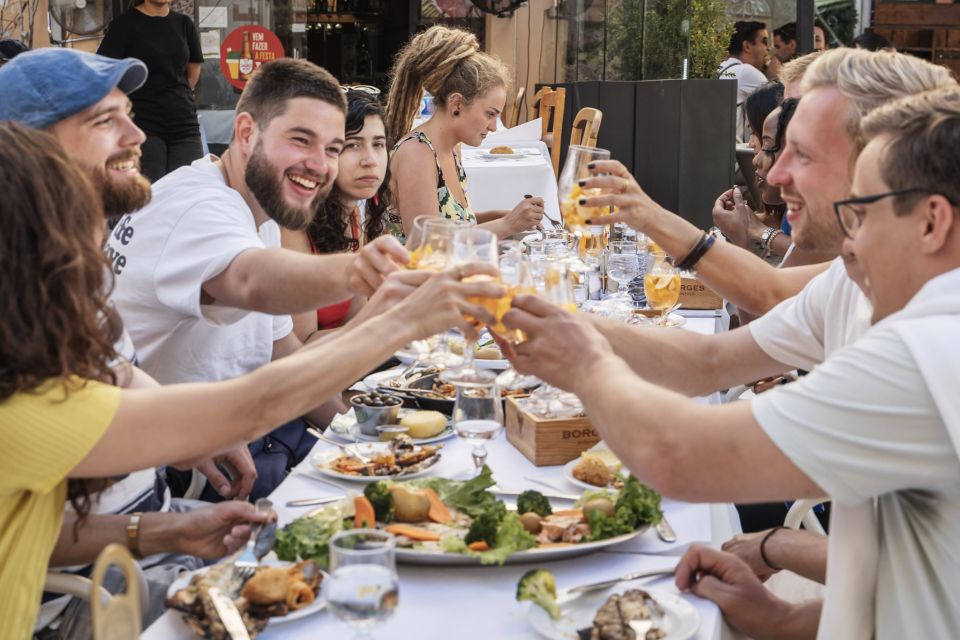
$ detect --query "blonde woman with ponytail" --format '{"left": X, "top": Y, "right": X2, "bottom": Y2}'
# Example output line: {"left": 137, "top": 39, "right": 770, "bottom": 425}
{"left": 386, "top": 25, "right": 544, "bottom": 239}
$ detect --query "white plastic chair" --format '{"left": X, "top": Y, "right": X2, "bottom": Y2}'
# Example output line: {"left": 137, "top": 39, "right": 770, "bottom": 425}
{"left": 784, "top": 497, "right": 828, "bottom": 535}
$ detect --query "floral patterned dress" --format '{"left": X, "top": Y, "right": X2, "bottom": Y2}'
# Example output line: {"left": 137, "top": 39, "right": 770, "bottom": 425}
{"left": 388, "top": 131, "right": 476, "bottom": 241}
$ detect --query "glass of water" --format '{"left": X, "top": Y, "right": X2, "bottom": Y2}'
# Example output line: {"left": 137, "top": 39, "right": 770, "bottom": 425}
{"left": 452, "top": 381, "right": 504, "bottom": 474}
{"left": 326, "top": 529, "right": 399, "bottom": 639}
{"left": 604, "top": 240, "right": 641, "bottom": 305}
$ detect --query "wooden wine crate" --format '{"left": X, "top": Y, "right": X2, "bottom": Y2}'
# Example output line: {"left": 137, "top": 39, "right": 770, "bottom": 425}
{"left": 504, "top": 397, "right": 600, "bottom": 466}
{"left": 679, "top": 277, "right": 723, "bottom": 309}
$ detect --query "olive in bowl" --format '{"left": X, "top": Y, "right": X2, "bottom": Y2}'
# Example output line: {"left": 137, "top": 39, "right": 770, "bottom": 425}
{"left": 351, "top": 392, "right": 403, "bottom": 436}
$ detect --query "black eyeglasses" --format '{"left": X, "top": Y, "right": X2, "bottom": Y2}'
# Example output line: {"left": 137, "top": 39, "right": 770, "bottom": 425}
{"left": 833, "top": 188, "right": 927, "bottom": 239}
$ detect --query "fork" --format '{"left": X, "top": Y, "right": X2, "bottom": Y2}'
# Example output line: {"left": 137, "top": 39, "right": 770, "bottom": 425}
{"left": 233, "top": 498, "right": 273, "bottom": 580}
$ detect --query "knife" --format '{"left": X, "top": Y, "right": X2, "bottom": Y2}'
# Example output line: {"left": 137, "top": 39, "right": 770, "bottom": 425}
{"left": 655, "top": 517, "right": 678, "bottom": 543}
{"left": 493, "top": 486, "right": 582, "bottom": 502}
{"left": 286, "top": 495, "right": 346, "bottom": 507}
{"left": 208, "top": 587, "right": 251, "bottom": 640}
{"left": 561, "top": 568, "right": 675, "bottom": 599}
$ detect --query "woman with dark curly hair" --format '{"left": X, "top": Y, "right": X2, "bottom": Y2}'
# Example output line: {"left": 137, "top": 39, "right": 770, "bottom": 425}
{"left": 0, "top": 121, "right": 502, "bottom": 636}
{"left": 282, "top": 90, "right": 392, "bottom": 339}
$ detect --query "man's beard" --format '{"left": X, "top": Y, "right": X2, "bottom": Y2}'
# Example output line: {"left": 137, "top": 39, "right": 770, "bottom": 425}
{"left": 244, "top": 140, "right": 331, "bottom": 231}
{"left": 89, "top": 154, "right": 152, "bottom": 221}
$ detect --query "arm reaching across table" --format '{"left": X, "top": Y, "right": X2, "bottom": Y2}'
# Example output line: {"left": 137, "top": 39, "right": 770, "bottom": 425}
{"left": 575, "top": 160, "right": 830, "bottom": 315}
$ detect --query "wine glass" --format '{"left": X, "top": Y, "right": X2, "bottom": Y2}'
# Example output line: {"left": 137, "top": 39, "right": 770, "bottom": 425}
{"left": 326, "top": 529, "right": 399, "bottom": 639}
{"left": 452, "top": 380, "right": 504, "bottom": 474}
{"left": 644, "top": 252, "right": 682, "bottom": 326}
{"left": 440, "top": 228, "right": 499, "bottom": 386}
{"left": 523, "top": 261, "right": 583, "bottom": 418}
{"left": 493, "top": 243, "right": 540, "bottom": 391}
{"left": 406, "top": 218, "right": 463, "bottom": 368}
{"left": 605, "top": 240, "right": 642, "bottom": 306}
{"left": 558, "top": 145, "right": 612, "bottom": 231}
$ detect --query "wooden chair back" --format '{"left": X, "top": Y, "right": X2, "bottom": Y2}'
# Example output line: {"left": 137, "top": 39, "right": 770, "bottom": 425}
{"left": 528, "top": 86, "right": 566, "bottom": 176}
{"left": 91, "top": 544, "right": 142, "bottom": 640}
{"left": 506, "top": 86, "right": 525, "bottom": 128}
{"left": 570, "top": 107, "right": 603, "bottom": 148}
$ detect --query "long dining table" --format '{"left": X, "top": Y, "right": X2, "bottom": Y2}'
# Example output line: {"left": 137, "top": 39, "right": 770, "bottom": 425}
{"left": 143, "top": 312, "right": 739, "bottom": 640}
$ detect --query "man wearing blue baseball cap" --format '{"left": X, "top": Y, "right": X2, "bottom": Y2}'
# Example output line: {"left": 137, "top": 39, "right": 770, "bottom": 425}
{"left": 0, "top": 47, "right": 153, "bottom": 219}
{"left": 0, "top": 49, "right": 270, "bottom": 637}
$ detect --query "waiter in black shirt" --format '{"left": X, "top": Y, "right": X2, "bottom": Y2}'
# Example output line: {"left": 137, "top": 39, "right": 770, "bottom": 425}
{"left": 98, "top": 0, "right": 204, "bottom": 182}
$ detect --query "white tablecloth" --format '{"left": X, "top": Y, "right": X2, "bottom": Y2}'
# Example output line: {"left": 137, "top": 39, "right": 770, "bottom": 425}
{"left": 143, "top": 311, "right": 738, "bottom": 640}
{"left": 461, "top": 142, "right": 562, "bottom": 230}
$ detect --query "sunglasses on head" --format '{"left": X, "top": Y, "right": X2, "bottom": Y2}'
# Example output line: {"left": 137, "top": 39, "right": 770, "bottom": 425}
{"left": 341, "top": 84, "right": 381, "bottom": 96}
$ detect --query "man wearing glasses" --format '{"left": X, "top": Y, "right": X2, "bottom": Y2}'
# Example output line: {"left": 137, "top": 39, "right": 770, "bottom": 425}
{"left": 507, "top": 85, "right": 960, "bottom": 640}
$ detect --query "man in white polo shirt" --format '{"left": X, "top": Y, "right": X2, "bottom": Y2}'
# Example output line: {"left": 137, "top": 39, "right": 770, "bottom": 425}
{"left": 506, "top": 85, "right": 960, "bottom": 639}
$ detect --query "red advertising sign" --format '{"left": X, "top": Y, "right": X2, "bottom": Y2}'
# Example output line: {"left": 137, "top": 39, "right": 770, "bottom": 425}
{"left": 219, "top": 25, "right": 285, "bottom": 91}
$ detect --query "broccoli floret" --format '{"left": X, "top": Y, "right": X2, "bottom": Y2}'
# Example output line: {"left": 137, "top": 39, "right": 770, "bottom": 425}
{"left": 516, "top": 568, "right": 561, "bottom": 620}
{"left": 464, "top": 511, "right": 501, "bottom": 547}
{"left": 363, "top": 481, "right": 395, "bottom": 523}
{"left": 516, "top": 490, "right": 553, "bottom": 517}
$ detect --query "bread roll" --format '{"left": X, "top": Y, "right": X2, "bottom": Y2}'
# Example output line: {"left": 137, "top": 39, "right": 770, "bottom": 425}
{"left": 490, "top": 145, "right": 514, "bottom": 154}
{"left": 400, "top": 410, "right": 447, "bottom": 439}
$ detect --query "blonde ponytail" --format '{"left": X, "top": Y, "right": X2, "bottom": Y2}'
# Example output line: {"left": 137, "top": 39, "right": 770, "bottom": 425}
{"left": 385, "top": 25, "right": 509, "bottom": 144}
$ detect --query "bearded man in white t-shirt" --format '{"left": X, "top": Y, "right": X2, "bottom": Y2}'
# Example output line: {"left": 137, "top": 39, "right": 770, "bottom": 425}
{"left": 506, "top": 85, "right": 960, "bottom": 640}
{"left": 106, "top": 58, "right": 420, "bottom": 502}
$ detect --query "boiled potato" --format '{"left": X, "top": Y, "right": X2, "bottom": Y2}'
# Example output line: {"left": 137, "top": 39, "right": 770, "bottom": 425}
{"left": 583, "top": 498, "right": 615, "bottom": 518}
{"left": 400, "top": 411, "right": 447, "bottom": 439}
{"left": 389, "top": 485, "right": 431, "bottom": 522}
{"left": 519, "top": 512, "right": 543, "bottom": 534}
{"left": 475, "top": 346, "right": 502, "bottom": 360}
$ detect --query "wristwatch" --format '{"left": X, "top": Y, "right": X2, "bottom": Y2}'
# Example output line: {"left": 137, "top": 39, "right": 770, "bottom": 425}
{"left": 126, "top": 512, "right": 144, "bottom": 559}
{"left": 761, "top": 227, "right": 784, "bottom": 259}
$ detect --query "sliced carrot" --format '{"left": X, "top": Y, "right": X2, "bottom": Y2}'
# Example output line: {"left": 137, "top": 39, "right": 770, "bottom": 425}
{"left": 354, "top": 495, "right": 376, "bottom": 529}
{"left": 551, "top": 509, "right": 585, "bottom": 519}
{"left": 537, "top": 542, "right": 576, "bottom": 548}
{"left": 467, "top": 541, "right": 490, "bottom": 551}
{"left": 423, "top": 488, "right": 453, "bottom": 524}
{"left": 384, "top": 524, "right": 441, "bottom": 542}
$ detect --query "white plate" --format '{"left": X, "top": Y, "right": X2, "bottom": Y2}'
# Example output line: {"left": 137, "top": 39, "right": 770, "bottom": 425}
{"left": 394, "top": 493, "right": 646, "bottom": 566}
{"left": 562, "top": 458, "right": 625, "bottom": 493}
{"left": 394, "top": 526, "right": 647, "bottom": 566}
{"left": 361, "top": 369, "right": 409, "bottom": 392}
{"left": 394, "top": 348, "right": 509, "bottom": 370}
{"left": 166, "top": 563, "right": 328, "bottom": 625}
{"left": 328, "top": 409, "right": 455, "bottom": 445}
{"left": 527, "top": 587, "right": 700, "bottom": 640}
{"left": 480, "top": 151, "right": 528, "bottom": 160}
{"left": 310, "top": 444, "right": 441, "bottom": 483}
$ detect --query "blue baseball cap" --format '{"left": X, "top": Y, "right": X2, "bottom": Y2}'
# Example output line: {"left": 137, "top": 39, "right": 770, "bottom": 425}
{"left": 0, "top": 48, "right": 147, "bottom": 129}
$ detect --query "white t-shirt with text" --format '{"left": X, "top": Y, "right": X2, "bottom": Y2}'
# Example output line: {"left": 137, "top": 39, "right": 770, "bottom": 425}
{"left": 718, "top": 56, "right": 768, "bottom": 142}
{"left": 106, "top": 156, "right": 293, "bottom": 384}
